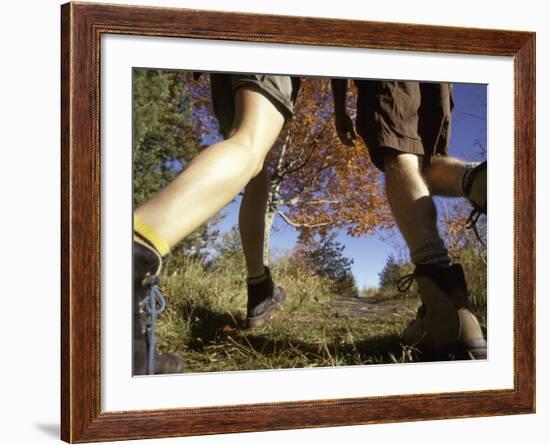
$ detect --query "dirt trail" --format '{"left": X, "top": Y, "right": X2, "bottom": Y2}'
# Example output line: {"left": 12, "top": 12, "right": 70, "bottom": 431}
{"left": 320, "top": 294, "right": 413, "bottom": 320}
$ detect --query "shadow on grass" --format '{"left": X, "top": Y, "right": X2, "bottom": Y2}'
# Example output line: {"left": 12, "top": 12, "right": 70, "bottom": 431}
{"left": 177, "top": 301, "right": 472, "bottom": 369}
{"left": 354, "top": 334, "right": 407, "bottom": 361}
{"left": 179, "top": 301, "right": 245, "bottom": 349}
{"left": 179, "top": 301, "right": 413, "bottom": 366}
{"left": 232, "top": 331, "right": 420, "bottom": 367}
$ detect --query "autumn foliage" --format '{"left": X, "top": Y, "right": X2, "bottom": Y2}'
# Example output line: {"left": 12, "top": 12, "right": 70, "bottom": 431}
{"left": 182, "top": 75, "right": 394, "bottom": 255}
{"left": 262, "top": 78, "right": 394, "bottom": 243}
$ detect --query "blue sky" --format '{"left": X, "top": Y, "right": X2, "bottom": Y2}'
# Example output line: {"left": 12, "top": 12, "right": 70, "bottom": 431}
{"left": 213, "top": 82, "right": 487, "bottom": 289}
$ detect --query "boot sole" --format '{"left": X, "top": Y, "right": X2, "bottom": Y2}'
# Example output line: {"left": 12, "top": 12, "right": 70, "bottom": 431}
{"left": 416, "top": 340, "right": 487, "bottom": 362}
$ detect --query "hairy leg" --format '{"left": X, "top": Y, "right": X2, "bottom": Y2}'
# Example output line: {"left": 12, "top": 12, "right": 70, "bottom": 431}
{"left": 386, "top": 152, "right": 485, "bottom": 354}
{"left": 135, "top": 88, "right": 285, "bottom": 248}
{"left": 423, "top": 155, "right": 469, "bottom": 197}
{"left": 239, "top": 164, "right": 271, "bottom": 278}
{"left": 384, "top": 152, "right": 439, "bottom": 250}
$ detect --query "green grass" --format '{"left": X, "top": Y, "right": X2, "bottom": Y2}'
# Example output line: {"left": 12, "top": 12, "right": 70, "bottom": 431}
{"left": 154, "top": 253, "right": 487, "bottom": 373}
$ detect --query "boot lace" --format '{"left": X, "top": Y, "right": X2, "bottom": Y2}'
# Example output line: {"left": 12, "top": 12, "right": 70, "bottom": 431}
{"left": 142, "top": 276, "right": 167, "bottom": 374}
{"left": 466, "top": 206, "right": 486, "bottom": 247}
{"left": 397, "top": 273, "right": 427, "bottom": 319}
{"left": 397, "top": 273, "right": 415, "bottom": 293}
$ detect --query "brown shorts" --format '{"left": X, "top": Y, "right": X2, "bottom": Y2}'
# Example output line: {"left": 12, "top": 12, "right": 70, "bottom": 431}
{"left": 354, "top": 80, "right": 453, "bottom": 171}
{"left": 210, "top": 74, "right": 299, "bottom": 138}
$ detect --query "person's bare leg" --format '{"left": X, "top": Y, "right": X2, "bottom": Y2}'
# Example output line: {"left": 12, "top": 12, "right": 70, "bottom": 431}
{"left": 240, "top": 162, "right": 286, "bottom": 328}
{"left": 424, "top": 155, "right": 486, "bottom": 214}
{"left": 423, "top": 155, "right": 469, "bottom": 197}
{"left": 239, "top": 164, "right": 270, "bottom": 278}
{"left": 385, "top": 152, "right": 455, "bottom": 348}
{"left": 135, "top": 88, "right": 285, "bottom": 248}
{"left": 385, "top": 151, "right": 485, "bottom": 356}
{"left": 384, "top": 152, "right": 439, "bottom": 250}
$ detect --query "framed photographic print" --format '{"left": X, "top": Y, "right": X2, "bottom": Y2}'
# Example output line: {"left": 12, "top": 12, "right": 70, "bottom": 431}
{"left": 61, "top": 1, "right": 535, "bottom": 442}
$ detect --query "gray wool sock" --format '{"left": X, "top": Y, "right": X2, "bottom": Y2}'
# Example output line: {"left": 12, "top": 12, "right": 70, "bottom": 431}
{"left": 410, "top": 238, "right": 451, "bottom": 267}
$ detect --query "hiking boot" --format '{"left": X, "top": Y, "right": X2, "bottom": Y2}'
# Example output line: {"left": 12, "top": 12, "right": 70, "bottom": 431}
{"left": 133, "top": 238, "right": 184, "bottom": 375}
{"left": 401, "top": 263, "right": 487, "bottom": 360}
{"left": 464, "top": 161, "right": 487, "bottom": 214}
{"left": 246, "top": 267, "right": 285, "bottom": 328}
{"left": 463, "top": 162, "right": 487, "bottom": 245}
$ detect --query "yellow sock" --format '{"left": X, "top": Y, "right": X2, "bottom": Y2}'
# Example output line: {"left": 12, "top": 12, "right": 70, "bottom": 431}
{"left": 133, "top": 215, "right": 170, "bottom": 257}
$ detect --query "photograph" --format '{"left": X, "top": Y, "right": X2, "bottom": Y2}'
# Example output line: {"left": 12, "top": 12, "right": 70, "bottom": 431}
{"left": 59, "top": 2, "right": 535, "bottom": 441}
{"left": 132, "top": 70, "right": 488, "bottom": 375}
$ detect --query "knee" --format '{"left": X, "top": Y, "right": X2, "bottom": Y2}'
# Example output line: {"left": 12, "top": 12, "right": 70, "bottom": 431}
{"left": 228, "top": 133, "right": 266, "bottom": 177}
{"left": 244, "top": 146, "right": 265, "bottom": 177}
{"left": 251, "top": 156, "right": 266, "bottom": 177}
{"left": 238, "top": 136, "right": 268, "bottom": 178}
{"left": 250, "top": 163, "right": 270, "bottom": 182}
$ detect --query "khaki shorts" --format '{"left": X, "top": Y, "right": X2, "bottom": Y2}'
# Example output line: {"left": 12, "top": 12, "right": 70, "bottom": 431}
{"left": 210, "top": 74, "right": 299, "bottom": 138}
{"left": 354, "top": 80, "right": 453, "bottom": 171}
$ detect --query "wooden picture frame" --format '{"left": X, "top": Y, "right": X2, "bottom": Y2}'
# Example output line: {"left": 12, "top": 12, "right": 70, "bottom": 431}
{"left": 61, "top": 1, "right": 535, "bottom": 442}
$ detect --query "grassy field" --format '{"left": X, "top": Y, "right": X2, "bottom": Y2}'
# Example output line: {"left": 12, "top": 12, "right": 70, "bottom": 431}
{"left": 154, "top": 252, "right": 487, "bottom": 373}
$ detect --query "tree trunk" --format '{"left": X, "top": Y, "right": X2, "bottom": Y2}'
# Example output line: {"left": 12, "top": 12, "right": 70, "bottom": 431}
{"left": 263, "top": 210, "right": 276, "bottom": 266}
{"left": 261, "top": 132, "right": 290, "bottom": 266}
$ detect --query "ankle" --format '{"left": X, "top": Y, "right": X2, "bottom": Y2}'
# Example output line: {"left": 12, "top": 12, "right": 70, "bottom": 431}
{"left": 248, "top": 267, "right": 270, "bottom": 284}
{"left": 410, "top": 238, "right": 451, "bottom": 267}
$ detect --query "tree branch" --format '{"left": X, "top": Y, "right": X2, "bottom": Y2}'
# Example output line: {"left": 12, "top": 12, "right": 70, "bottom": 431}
{"left": 290, "top": 161, "right": 338, "bottom": 199}
{"left": 276, "top": 210, "right": 331, "bottom": 229}
{"left": 304, "top": 200, "right": 339, "bottom": 205}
